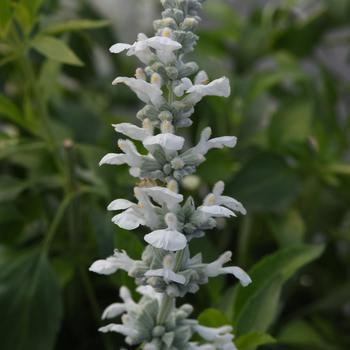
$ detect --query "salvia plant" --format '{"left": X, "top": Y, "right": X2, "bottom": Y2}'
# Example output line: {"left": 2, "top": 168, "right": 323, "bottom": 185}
{"left": 89, "top": 0, "right": 252, "bottom": 349}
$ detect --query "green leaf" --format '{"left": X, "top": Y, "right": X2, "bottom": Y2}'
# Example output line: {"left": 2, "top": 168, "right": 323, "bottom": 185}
{"left": 31, "top": 36, "right": 83, "bottom": 66}
{"left": 269, "top": 99, "right": 313, "bottom": 146}
{"left": 0, "top": 0, "right": 13, "bottom": 35}
{"left": 232, "top": 244, "right": 325, "bottom": 334}
{"left": 0, "top": 250, "right": 63, "bottom": 350}
{"left": 115, "top": 228, "right": 143, "bottom": 259}
{"left": 236, "top": 332, "right": 276, "bottom": 350}
{"left": 278, "top": 320, "right": 338, "bottom": 350}
{"left": 0, "top": 176, "right": 29, "bottom": 202}
{"left": 41, "top": 19, "right": 110, "bottom": 35}
{"left": 267, "top": 209, "right": 305, "bottom": 247}
{"left": 0, "top": 94, "right": 26, "bottom": 127}
{"left": 198, "top": 308, "right": 230, "bottom": 328}
{"left": 230, "top": 153, "right": 300, "bottom": 212}
{"left": 235, "top": 274, "right": 283, "bottom": 335}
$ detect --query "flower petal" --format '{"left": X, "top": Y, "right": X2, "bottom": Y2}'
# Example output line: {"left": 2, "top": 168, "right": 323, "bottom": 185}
{"left": 102, "top": 303, "right": 126, "bottom": 319}
{"left": 89, "top": 258, "right": 119, "bottom": 275}
{"left": 99, "top": 153, "right": 126, "bottom": 166}
{"left": 142, "top": 186, "right": 183, "bottom": 206}
{"left": 146, "top": 36, "right": 182, "bottom": 51}
{"left": 143, "top": 133, "right": 185, "bottom": 151}
{"left": 112, "top": 210, "right": 144, "bottom": 230}
{"left": 144, "top": 229, "right": 187, "bottom": 251}
{"left": 107, "top": 199, "right": 134, "bottom": 211}
{"left": 145, "top": 268, "right": 186, "bottom": 284}
{"left": 199, "top": 205, "right": 236, "bottom": 218}
{"left": 113, "top": 122, "right": 150, "bottom": 141}
{"left": 222, "top": 266, "right": 252, "bottom": 287}
{"left": 109, "top": 43, "right": 132, "bottom": 54}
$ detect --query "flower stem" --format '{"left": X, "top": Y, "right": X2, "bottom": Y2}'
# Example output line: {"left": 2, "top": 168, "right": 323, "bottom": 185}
{"left": 157, "top": 294, "right": 174, "bottom": 325}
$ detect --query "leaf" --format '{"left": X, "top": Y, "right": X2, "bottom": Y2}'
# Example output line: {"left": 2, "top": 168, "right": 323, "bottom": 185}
{"left": 197, "top": 149, "right": 236, "bottom": 184}
{"left": 0, "top": 94, "right": 26, "bottom": 128}
{"left": 269, "top": 99, "right": 313, "bottom": 146}
{"left": 198, "top": 308, "right": 230, "bottom": 328}
{"left": 235, "top": 332, "right": 276, "bottom": 350}
{"left": 114, "top": 228, "right": 143, "bottom": 259}
{"left": 0, "top": 0, "right": 13, "bottom": 35}
{"left": 235, "top": 274, "right": 283, "bottom": 335}
{"left": 31, "top": 36, "right": 83, "bottom": 66}
{"left": 0, "top": 176, "right": 29, "bottom": 202}
{"left": 267, "top": 209, "right": 305, "bottom": 247}
{"left": 232, "top": 244, "right": 325, "bottom": 334}
{"left": 0, "top": 250, "right": 63, "bottom": 350}
{"left": 41, "top": 19, "right": 110, "bottom": 35}
{"left": 230, "top": 153, "right": 300, "bottom": 212}
{"left": 278, "top": 320, "right": 338, "bottom": 350}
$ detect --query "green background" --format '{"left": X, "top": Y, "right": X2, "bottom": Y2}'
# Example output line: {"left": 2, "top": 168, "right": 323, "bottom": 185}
{"left": 0, "top": 0, "right": 349, "bottom": 349}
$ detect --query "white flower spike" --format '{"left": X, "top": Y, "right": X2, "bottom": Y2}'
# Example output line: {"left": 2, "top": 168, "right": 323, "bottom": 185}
{"left": 92, "top": 1, "right": 253, "bottom": 349}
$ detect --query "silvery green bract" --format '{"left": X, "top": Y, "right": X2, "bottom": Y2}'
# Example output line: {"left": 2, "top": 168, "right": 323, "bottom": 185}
{"left": 90, "top": 0, "right": 252, "bottom": 348}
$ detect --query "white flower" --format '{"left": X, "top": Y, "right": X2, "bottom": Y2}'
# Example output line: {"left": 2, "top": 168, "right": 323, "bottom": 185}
{"left": 194, "top": 127, "right": 237, "bottom": 156}
{"left": 99, "top": 139, "right": 143, "bottom": 169}
{"left": 110, "top": 33, "right": 154, "bottom": 65}
{"left": 199, "top": 205, "right": 236, "bottom": 218}
{"left": 186, "top": 76, "right": 231, "bottom": 104}
{"left": 204, "top": 181, "right": 246, "bottom": 215}
{"left": 143, "top": 133, "right": 185, "bottom": 151}
{"left": 145, "top": 268, "right": 186, "bottom": 284}
{"left": 110, "top": 33, "right": 182, "bottom": 65}
{"left": 144, "top": 213, "right": 187, "bottom": 251}
{"left": 194, "top": 325, "right": 237, "bottom": 350}
{"left": 89, "top": 258, "right": 120, "bottom": 275}
{"left": 99, "top": 323, "right": 138, "bottom": 337}
{"left": 113, "top": 123, "right": 151, "bottom": 141}
{"left": 102, "top": 303, "right": 126, "bottom": 320}
{"left": 89, "top": 250, "right": 135, "bottom": 275}
{"left": 140, "top": 186, "right": 183, "bottom": 208}
{"left": 112, "top": 77, "right": 165, "bottom": 107}
{"left": 205, "top": 251, "right": 252, "bottom": 287}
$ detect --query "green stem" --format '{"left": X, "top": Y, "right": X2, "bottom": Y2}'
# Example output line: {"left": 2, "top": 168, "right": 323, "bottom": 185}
{"left": 157, "top": 294, "right": 174, "bottom": 325}
{"left": 42, "top": 192, "right": 77, "bottom": 252}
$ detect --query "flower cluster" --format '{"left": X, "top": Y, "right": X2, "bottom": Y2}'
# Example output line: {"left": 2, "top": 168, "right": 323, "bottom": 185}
{"left": 90, "top": 0, "right": 251, "bottom": 349}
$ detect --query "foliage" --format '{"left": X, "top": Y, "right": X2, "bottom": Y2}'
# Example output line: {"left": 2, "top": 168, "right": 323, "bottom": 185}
{"left": 0, "top": 0, "right": 349, "bottom": 349}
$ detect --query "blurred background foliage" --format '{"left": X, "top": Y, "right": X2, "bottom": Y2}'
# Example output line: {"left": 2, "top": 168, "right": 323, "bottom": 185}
{"left": 0, "top": 0, "right": 349, "bottom": 349}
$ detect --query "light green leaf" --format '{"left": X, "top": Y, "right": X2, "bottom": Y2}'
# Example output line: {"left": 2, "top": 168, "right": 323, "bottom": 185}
{"left": 31, "top": 36, "right": 83, "bottom": 66}
{"left": 198, "top": 308, "right": 230, "bottom": 328}
{"left": 41, "top": 19, "right": 110, "bottom": 35}
{"left": 0, "top": 250, "right": 63, "bottom": 350}
{"left": 278, "top": 320, "right": 338, "bottom": 350}
{"left": 230, "top": 153, "right": 300, "bottom": 212}
{"left": 232, "top": 244, "right": 325, "bottom": 334}
{"left": 0, "top": 94, "right": 26, "bottom": 127}
{"left": 236, "top": 332, "right": 276, "bottom": 350}
{"left": 269, "top": 99, "right": 313, "bottom": 146}
{"left": 268, "top": 209, "right": 305, "bottom": 247}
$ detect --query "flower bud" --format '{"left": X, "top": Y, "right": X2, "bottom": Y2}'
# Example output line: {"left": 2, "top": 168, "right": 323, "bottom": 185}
{"left": 135, "top": 68, "right": 146, "bottom": 80}
{"left": 181, "top": 17, "right": 199, "bottom": 31}
{"left": 166, "top": 66, "right": 178, "bottom": 80}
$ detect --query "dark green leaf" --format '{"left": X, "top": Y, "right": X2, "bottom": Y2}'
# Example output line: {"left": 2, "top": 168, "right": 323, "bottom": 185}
{"left": 232, "top": 244, "right": 325, "bottom": 334}
{"left": 0, "top": 250, "right": 63, "bottom": 350}
{"left": 230, "top": 153, "right": 300, "bottom": 212}
{"left": 278, "top": 320, "right": 338, "bottom": 350}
